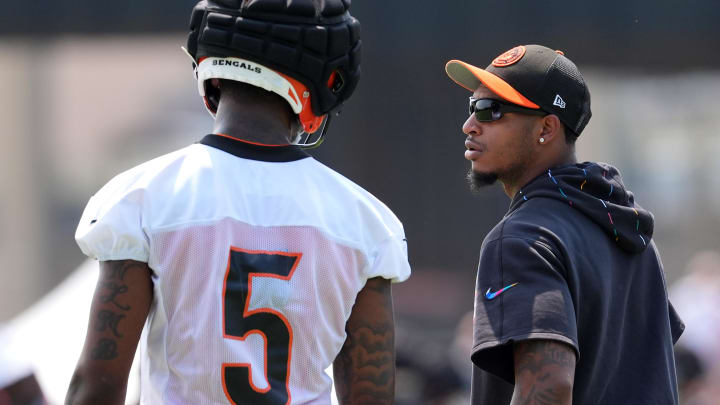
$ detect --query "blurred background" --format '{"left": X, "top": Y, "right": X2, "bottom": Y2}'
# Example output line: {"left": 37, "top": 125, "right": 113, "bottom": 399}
{"left": 1, "top": 1, "right": 720, "bottom": 404}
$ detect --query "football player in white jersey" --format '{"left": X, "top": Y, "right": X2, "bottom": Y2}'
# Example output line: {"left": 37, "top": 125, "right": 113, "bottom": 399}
{"left": 65, "top": 1, "right": 411, "bottom": 404}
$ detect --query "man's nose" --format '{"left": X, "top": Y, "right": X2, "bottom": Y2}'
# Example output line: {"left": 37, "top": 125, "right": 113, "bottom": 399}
{"left": 462, "top": 114, "right": 482, "bottom": 137}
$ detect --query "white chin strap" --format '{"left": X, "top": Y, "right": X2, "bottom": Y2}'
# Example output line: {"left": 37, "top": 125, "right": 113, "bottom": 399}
{"left": 196, "top": 56, "right": 303, "bottom": 116}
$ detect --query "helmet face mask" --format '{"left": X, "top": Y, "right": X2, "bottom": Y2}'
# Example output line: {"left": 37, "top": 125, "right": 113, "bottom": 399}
{"left": 185, "top": 0, "right": 361, "bottom": 147}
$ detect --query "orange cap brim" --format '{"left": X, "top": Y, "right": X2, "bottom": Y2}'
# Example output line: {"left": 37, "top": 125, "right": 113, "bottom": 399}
{"left": 445, "top": 59, "right": 540, "bottom": 109}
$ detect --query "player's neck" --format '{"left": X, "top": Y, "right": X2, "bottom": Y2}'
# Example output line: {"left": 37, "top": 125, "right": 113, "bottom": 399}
{"left": 503, "top": 150, "right": 577, "bottom": 199}
{"left": 213, "top": 100, "right": 293, "bottom": 146}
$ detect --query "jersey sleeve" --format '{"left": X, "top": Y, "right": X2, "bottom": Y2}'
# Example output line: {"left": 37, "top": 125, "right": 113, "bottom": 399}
{"left": 75, "top": 179, "right": 149, "bottom": 263}
{"left": 472, "top": 236, "right": 578, "bottom": 383}
{"left": 366, "top": 233, "right": 411, "bottom": 283}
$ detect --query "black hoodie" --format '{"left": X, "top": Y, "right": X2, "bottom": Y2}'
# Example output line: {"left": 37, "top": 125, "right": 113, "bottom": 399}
{"left": 471, "top": 162, "right": 685, "bottom": 405}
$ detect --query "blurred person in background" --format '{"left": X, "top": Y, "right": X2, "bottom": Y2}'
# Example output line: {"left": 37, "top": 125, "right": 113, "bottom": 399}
{"left": 0, "top": 375, "right": 46, "bottom": 405}
{"left": 1, "top": 320, "right": 47, "bottom": 405}
{"left": 0, "top": 335, "right": 46, "bottom": 405}
{"left": 65, "top": 1, "right": 410, "bottom": 404}
{"left": 674, "top": 345, "right": 706, "bottom": 405}
{"left": 393, "top": 314, "right": 470, "bottom": 405}
{"left": 670, "top": 251, "right": 720, "bottom": 404}
{"left": 444, "top": 45, "right": 684, "bottom": 404}
{"left": 0, "top": 259, "right": 141, "bottom": 405}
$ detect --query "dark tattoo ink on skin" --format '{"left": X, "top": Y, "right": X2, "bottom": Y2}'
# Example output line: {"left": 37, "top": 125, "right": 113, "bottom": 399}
{"left": 95, "top": 310, "right": 126, "bottom": 338}
{"left": 87, "top": 261, "right": 140, "bottom": 362}
{"left": 512, "top": 340, "right": 576, "bottom": 405}
{"left": 91, "top": 338, "right": 119, "bottom": 360}
{"left": 107, "top": 262, "right": 130, "bottom": 281}
{"left": 100, "top": 281, "right": 131, "bottom": 310}
{"left": 334, "top": 278, "right": 394, "bottom": 405}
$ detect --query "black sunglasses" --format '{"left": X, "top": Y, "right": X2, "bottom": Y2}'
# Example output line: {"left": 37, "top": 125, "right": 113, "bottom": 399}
{"left": 468, "top": 97, "right": 547, "bottom": 122}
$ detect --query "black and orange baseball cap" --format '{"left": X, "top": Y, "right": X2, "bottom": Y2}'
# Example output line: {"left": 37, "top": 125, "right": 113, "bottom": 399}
{"left": 446, "top": 44, "right": 592, "bottom": 136}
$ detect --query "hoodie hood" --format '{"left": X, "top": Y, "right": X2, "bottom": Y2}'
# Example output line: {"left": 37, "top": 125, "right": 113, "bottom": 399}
{"left": 509, "top": 162, "right": 654, "bottom": 254}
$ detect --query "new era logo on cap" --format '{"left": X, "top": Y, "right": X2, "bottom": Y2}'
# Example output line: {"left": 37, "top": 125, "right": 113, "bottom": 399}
{"left": 553, "top": 95, "right": 566, "bottom": 109}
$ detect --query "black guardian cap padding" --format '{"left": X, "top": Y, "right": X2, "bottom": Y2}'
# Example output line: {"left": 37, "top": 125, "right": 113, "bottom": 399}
{"left": 187, "top": 0, "right": 361, "bottom": 117}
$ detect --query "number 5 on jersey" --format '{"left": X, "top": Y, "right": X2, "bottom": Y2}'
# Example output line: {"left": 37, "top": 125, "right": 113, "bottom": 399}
{"left": 222, "top": 248, "right": 301, "bottom": 405}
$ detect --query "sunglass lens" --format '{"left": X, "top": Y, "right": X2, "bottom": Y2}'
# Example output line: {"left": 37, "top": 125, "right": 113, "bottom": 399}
{"left": 474, "top": 107, "right": 495, "bottom": 121}
{"left": 469, "top": 99, "right": 498, "bottom": 122}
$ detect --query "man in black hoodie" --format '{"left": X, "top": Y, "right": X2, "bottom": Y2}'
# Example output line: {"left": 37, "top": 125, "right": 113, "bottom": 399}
{"left": 445, "top": 45, "right": 685, "bottom": 404}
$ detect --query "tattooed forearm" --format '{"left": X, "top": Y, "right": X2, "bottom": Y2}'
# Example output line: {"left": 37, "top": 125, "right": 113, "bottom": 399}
{"left": 334, "top": 324, "right": 394, "bottom": 396}
{"left": 511, "top": 340, "right": 576, "bottom": 405}
{"left": 91, "top": 339, "right": 119, "bottom": 360}
{"left": 95, "top": 310, "right": 126, "bottom": 337}
{"left": 66, "top": 260, "right": 152, "bottom": 405}
{"left": 89, "top": 261, "right": 134, "bottom": 360}
{"left": 100, "top": 282, "right": 130, "bottom": 310}
{"left": 334, "top": 278, "right": 394, "bottom": 405}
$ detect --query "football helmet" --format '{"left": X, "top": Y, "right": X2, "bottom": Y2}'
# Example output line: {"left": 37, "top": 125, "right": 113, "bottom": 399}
{"left": 185, "top": 0, "right": 361, "bottom": 147}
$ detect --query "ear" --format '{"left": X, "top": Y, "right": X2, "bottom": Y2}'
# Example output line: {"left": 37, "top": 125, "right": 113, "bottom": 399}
{"left": 538, "top": 114, "right": 563, "bottom": 144}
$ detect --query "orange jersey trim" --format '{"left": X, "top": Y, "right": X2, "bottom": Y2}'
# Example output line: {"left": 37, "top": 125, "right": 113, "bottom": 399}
{"left": 215, "top": 133, "right": 291, "bottom": 147}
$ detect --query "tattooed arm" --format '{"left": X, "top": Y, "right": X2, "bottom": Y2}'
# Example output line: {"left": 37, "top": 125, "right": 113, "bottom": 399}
{"left": 333, "top": 277, "right": 395, "bottom": 405}
{"left": 510, "top": 339, "right": 577, "bottom": 405}
{"left": 65, "top": 260, "right": 153, "bottom": 405}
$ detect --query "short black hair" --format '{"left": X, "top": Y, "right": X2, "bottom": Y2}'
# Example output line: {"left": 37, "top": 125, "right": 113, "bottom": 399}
{"left": 218, "top": 79, "right": 291, "bottom": 113}
{"left": 218, "top": 79, "right": 269, "bottom": 99}
{"left": 563, "top": 123, "right": 579, "bottom": 145}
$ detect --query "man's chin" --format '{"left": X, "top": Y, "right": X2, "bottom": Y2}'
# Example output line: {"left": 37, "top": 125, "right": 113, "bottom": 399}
{"left": 467, "top": 170, "right": 499, "bottom": 192}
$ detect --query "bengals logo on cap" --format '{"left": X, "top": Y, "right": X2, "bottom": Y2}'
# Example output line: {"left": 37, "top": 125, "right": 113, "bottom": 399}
{"left": 492, "top": 46, "right": 526, "bottom": 67}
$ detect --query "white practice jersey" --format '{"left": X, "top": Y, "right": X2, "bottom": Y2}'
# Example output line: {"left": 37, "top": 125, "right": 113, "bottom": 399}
{"left": 76, "top": 134, "right": 411, "bottom": 405}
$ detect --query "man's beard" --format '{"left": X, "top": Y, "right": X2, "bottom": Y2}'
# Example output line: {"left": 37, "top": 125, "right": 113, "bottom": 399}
{"left": 467, "top": 170, "right": 499, "bottom": 193}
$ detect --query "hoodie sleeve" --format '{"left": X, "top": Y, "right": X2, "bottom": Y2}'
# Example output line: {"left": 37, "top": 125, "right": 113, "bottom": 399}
{"left": 668, "top": 301, "right": 685, "bottom": 344}
{"left": 471, "top": 236, "right": 578, "bottom": 384}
